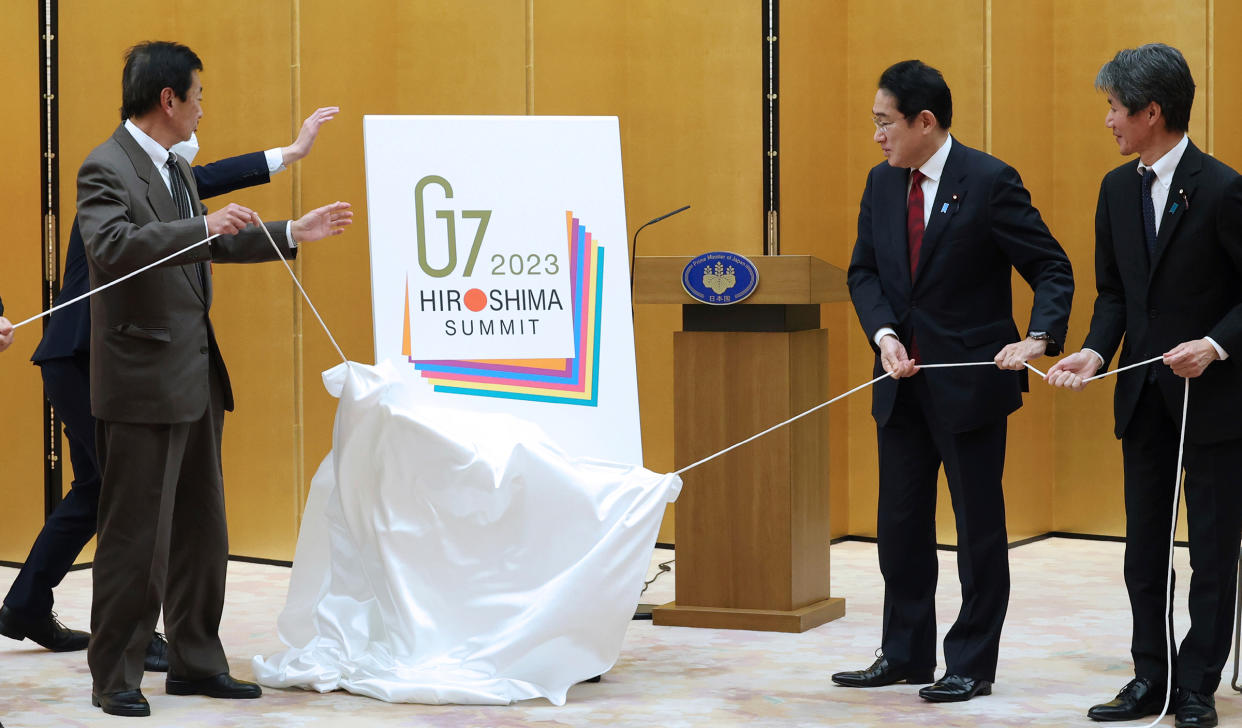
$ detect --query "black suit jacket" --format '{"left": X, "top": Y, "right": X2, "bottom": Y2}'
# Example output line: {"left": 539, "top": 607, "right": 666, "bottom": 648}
{"left": 848, "top": 139, "right": 1074, "bottom": 432}
{"left": 33, "top": 151, "right": 269, "bottom": 364}
{"left": 1083, "top": 139, "right": 1242, "bottom": 444}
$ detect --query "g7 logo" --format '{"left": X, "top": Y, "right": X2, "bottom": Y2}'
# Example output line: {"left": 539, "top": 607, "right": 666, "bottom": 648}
{"left": 414, "top": 175, "right": 492, "bottom": 278}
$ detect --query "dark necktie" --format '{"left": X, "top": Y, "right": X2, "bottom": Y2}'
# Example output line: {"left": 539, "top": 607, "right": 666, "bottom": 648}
{"left": 166, "top": 153, "right": 207, "bottom": 291}
{"left": 166, "top": 153, "right": 195, "bottom": 220}
{"left": 908, "top": 169, "right": 927, "bottom": 278}
{"left": 1141, "top": 167, "right": 1158, "bottom": 260}
{"left": 907, "top": 169, "right": 926, "bottom": 362}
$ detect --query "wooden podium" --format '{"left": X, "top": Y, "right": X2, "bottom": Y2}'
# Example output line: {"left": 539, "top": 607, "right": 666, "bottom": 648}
{"left": 633, "top": 255, "right": 849, "bottom": 632}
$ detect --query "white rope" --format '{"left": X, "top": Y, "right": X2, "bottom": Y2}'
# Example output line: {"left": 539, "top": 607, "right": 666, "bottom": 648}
{"left": 11, "top": 233, "right": 221, "bottom": 329}
{"left": 1138, "top": 376, "right": 1190, "bottom": 728}
{"left": 915, "top": 361, "right": 997, "bottom": 369}
{"left": 676, "top": 359, "right": 1012, "bottom": 476}
{"left": 673, "top": 371, "right": 892, "bottom": 476}
{"left": 255, "top": 215, "right": 348, "bottom": 365}
{"left": 10, "top": 218, "right": 348, "bottom": 366}
{"left": 1086, "top": 355, "right": 1164, "bottom": 382}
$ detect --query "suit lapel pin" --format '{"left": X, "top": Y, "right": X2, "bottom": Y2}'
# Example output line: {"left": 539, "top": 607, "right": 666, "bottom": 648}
{"left": 1179, "top": 188, "right": 1190, "bottom": 211}
{"left": 942, "top": 193, "right": 961, "bottom": 214}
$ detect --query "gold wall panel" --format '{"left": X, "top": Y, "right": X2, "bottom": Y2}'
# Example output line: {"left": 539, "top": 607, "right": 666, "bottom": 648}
{"left": 1049, "top": 0, "right": 1207, "bottom": 539}
{"left": 57, "top": 0, "right": 299, "bottom": 559}
{"left": 11, "top": 2, "right": 1238, "bottom": 566}
{"left": 0, "top": 1, "right": 47, "bottom": 563}
{"left": 991, "top": 2, "right": 1056, "bottom": 542}
{"left": 1214, "top": 1, "right": 1242, "bottom": 165}
{"left": 780, "top": 0, "right": 851, "bottom": 536}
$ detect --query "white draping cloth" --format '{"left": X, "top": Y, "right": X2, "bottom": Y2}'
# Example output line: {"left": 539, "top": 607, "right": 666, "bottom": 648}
{"left": 252, "top": 361, "right": 681, "bottom": 705}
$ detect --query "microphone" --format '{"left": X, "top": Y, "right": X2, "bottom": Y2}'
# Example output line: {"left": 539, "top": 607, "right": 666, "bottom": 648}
{"left": 630, "top": 205, "right": 690, "bottom": 293}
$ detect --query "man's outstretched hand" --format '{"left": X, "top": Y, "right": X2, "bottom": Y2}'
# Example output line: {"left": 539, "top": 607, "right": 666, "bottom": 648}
{"left": 282, "top": 106, "right": 339, "bottom": 166}
{"left": 291, "top": 201, "right": 353, "bottom": 244}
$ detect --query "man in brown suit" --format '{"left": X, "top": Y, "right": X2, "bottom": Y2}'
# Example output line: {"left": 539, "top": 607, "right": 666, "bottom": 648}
{"left": 78, "top": 41, "right": 351, "bottom": 717}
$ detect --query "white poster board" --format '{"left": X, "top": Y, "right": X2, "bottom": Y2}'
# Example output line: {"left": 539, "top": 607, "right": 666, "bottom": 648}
{"left": 364, "top": 115, "right": 641, "bottom": 464}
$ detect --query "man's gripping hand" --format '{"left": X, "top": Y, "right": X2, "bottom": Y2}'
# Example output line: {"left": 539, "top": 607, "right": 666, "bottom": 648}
{"left": 879, "top": 334, "right": 918, "bottom": 378}
{"left": 1046, "top": 350, "right": 1103, "bottom": 391}
{"left": 206, "top": 203, "right": 261, "bottom": 237}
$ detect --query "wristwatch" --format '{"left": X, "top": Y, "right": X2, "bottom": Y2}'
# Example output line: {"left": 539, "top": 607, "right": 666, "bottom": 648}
{"left": 1027, "top": 330, "right": 1052, "bottom": 346}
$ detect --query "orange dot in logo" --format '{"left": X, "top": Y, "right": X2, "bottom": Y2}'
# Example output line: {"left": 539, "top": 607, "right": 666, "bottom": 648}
{"left": 464, "top": 288, "right": 487, "bottom": 312}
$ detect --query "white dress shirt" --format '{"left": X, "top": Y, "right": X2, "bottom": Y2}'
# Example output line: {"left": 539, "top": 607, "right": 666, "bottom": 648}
{"left": 1142, "top": 134, "right": 1188, "bottom": 236}
{"left": 873, "top": 136, "right": 954, "bottom": 347}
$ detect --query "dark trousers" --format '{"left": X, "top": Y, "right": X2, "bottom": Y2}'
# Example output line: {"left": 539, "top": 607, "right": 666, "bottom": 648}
{"left": 88, "top": 370, "right": 230, "bottom": 694}
{"left": 3, "top": 355, "right": 99, "bottom": 619}
{"left": 876, "top": 375, "right": 1010, "bottom": 682}
{"left": 1123, "top": 380, "right": 1242, "bottom": 694}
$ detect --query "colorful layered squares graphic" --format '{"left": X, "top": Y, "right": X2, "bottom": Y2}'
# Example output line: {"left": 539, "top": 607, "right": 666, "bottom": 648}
{"left": 408, "top": 211, "right": 605, "bottom": 406}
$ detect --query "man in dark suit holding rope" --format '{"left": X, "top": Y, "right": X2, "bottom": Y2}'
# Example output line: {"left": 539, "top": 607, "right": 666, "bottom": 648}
{"left": 1048, "top": 43, "right": 1242, "bottom": 728}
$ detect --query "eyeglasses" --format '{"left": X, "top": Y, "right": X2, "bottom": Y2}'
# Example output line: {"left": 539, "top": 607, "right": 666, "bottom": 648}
{"left": 872, "top": 116, "right": 902, "bottom": 134}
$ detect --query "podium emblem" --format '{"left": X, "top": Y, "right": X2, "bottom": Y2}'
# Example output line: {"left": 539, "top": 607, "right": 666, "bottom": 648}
{"left": 681, "top": 252, "right": 758, "bottom": 305}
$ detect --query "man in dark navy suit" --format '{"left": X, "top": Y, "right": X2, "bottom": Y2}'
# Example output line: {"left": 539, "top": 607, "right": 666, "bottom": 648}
{"left": 0, "top": 106, "right": 338, "bottom": 668}
{"left": 1048, "top": 44, "right": 1242, "bottom": 728}
{"left": 833, "top": 60, "right": 1073, "bottom": 703}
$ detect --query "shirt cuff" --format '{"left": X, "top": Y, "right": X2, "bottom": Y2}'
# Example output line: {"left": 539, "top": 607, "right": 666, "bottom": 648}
{"left": 266, "top": 147, "right": 286, "bottom": 174}
{"left": 201, "top": 216, "right": 209, "bottom": 237}
{"left": 874, "top": 327, "right": 898, "bottom": 347}
{"left": 286, "top": 221, "right": 296, "bottom": 248}
{"left": 1082, "top": 348, "right": 1106, "bottom": 370}
{"left": 1205, "top": 336, "right": 1229, "bottom": 360}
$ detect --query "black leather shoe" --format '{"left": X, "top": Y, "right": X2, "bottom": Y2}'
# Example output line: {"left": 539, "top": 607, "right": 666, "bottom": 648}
{"left": 145, "top": 632, "right": 169, "bottom": 672}
{"left": 831, "top": 655, "right": 935, "bottom": 687}
{"left": 0, "top": 605, "right": 89, "bottom": 652}
{"left": 1087, "top": 677, "right": 1166, "bottom": 721}
{"left": 1175, "top": 689, "right": 1217, "bottom": 728}
{"left": 166, "top": 672, "right": 262, "bottom": 699}
{"left": 92, "top": 689, "right": 151, "bottom": 717}
{"left": 918, "top": 674, "right": 993, "bottom": 702}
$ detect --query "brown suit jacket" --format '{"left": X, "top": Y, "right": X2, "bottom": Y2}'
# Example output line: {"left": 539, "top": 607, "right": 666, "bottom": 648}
{"left": 77, "top": 123, "right": 296, "bottom": 424}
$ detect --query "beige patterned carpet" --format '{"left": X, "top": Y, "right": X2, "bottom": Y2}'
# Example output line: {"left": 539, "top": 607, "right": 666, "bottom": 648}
{"left": 1, "top": 538, "right": 1237, "bottom": 727}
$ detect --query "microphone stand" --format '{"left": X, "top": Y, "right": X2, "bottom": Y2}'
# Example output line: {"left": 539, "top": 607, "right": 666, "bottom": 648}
{"left": 628, "top": 205, "right": 689, "bottom": 621}
{"left": 629, "top": 205, "right": 691, "bottom": 296}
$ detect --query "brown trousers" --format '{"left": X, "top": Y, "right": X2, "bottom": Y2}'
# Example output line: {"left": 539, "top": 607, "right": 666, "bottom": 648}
{"left": 88, "top": 370, "right": 230, "bottom": 694}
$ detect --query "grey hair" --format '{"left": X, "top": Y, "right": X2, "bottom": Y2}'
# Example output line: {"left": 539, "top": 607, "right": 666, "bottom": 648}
{"left": 1095, "top": 43, "right": 1195, "bottom": 132}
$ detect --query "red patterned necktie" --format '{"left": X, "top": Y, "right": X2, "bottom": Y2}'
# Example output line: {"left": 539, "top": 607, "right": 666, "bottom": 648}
{"left": 908, "top": 168, "right": 926, "bottom": 279}
{"left": 907, "top": 169, "right": 926, "bottom": 362}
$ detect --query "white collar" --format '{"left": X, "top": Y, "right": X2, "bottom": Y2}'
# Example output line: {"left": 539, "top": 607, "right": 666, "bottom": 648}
{"left": 123, "top": 119, "right": 175, "bottom": 172}
{"left": 1138, "top": 134, "right": 1189, "bottom": 188}
{"left": 916, "top": 134, "right": 953, "bottom": 182}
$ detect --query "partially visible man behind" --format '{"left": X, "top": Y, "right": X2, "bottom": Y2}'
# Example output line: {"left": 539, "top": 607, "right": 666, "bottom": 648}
{"left": 1048, "top": 44, "right": 1242, "bottom": 728}
{"left": 79, "top": 41, "right": 351, "bottom": 717}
